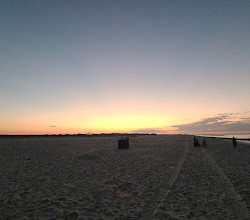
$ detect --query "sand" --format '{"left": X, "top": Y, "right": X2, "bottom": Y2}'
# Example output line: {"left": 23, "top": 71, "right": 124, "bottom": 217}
{"left": 0, "top": 135, "right": 249, "bottom": 219}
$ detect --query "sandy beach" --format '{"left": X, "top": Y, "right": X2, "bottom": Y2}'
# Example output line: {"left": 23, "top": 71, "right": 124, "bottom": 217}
{"left": 0, "top": 135, "right": 249, "bottom": 219}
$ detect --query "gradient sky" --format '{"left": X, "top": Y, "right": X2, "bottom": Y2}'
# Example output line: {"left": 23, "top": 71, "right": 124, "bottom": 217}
{"left": 1, "top": 0, "right": 250, "bottom": 134}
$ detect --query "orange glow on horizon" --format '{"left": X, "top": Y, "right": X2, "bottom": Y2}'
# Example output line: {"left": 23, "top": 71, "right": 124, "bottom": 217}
{"left": 89, "top": 114, "right": 171, "bottom": 132}
{"left": 1, "top": 104, "right": 249, "bottom": 135}
{"left": 0, "top": 112, "right": 180, "bottom": 135}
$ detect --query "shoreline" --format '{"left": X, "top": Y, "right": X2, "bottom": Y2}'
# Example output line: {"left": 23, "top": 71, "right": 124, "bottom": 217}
{"left": 238, "top": 140, "right": 250, "bottom": 145}
{"left": 197, "top": 135, "right": 250, "bottom": 141}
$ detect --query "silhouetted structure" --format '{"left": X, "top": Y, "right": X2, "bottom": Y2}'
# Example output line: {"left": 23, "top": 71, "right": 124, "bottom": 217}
{"left": 193, "top": 136, "right": 200, "bottom": 147}
{"left": 118, "top": 137, "right": 129, "bottom": 149}
{"left": 232, "top": 137, "right": 237, "bottom": 148}
{"left": 202, "top": 138, "right": 207, "bottom": 147}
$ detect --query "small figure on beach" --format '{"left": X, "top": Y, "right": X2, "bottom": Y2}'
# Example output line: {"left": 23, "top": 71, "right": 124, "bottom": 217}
{"left": 202, "top": 138, "right": 207, "bottom": 147}
{"left": 232, "top": 137, "right": 237, "bottom": 148}
{"left": 193, "top": 136, "right": 200, "bottom": 147}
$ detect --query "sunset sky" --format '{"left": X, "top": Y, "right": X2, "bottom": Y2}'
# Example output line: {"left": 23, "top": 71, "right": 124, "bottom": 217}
{"left": 1, "top": 0, "right": 250, "bottom": 135}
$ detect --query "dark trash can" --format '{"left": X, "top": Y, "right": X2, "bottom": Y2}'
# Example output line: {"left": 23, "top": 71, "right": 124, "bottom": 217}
{"left": 118, "top": 137, "right": 129, "bottom": 149}
{"left": 193, "top": 136, "right": 200, "bottom": 147}
{"left": 202, "top": 138, "right": 207, "bottom": 147}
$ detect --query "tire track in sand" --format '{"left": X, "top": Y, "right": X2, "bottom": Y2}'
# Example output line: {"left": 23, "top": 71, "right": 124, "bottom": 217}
{"left": 140, "top": 140, "right": 189, "bottom": 220}
{"left": 201, "top": 147, "right": 249, "bottom": 220}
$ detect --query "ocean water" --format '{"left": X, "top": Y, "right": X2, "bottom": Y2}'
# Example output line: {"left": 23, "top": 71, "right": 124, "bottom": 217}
{"left": 197, "top": 134, "right": 250, "bottom": 144}
{"left": 199, "top": 134, "right": 250, "bottom": 139}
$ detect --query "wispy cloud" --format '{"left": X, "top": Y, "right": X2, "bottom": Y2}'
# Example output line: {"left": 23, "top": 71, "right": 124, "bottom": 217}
{"left": 130, "top": 112, "right": 250, "bottom": 134}
{"left": 172, "top": 113, "right": 250, "bottom": 133}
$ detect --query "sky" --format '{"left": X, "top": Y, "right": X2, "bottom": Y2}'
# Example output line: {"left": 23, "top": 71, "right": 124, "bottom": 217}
{"left": 0, "top": 0, "right": 250, "bottom": 135}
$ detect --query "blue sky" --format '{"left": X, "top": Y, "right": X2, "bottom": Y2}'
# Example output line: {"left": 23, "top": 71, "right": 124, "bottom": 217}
{"left": 0, "top": 0, "right": 250, "bottom": 134}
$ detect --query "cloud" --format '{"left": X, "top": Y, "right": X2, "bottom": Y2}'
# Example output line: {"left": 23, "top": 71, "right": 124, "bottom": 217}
{"left": 130, "top": 112, "right": 250, "bottom": 134}
{"left": 50, "top": 125, "right": 56, "bottom": 128}
{"left": 240, "top": 117, "right": 250, "bottom": 120}
{"left": 172, "top": 113, "right": 250, "bottom": 133}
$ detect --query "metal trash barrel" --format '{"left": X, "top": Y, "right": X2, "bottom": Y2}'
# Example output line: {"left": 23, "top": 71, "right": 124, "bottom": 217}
{"left": 193, "top": 136, "right": 200, "bottom": 147}
{"left": 118, "top": 137, "right": 129, "bottom": 149}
